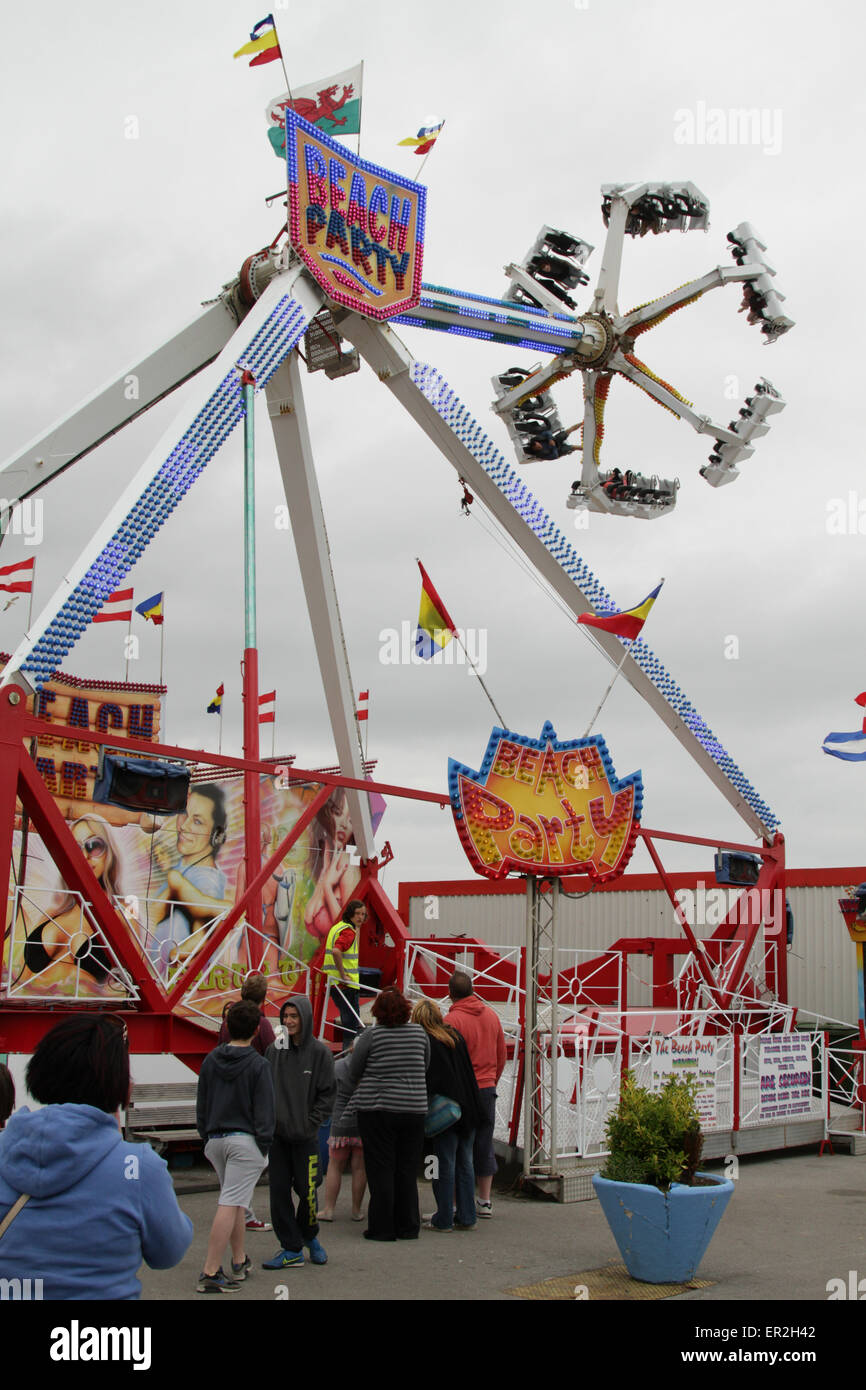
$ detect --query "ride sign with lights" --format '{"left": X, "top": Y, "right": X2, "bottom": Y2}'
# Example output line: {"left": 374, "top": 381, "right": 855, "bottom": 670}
{"left": 285, "top": 109, "right": 426, "bottom": 321}
{"left": 449, "top": 721, "right": 643, "bottom": 882}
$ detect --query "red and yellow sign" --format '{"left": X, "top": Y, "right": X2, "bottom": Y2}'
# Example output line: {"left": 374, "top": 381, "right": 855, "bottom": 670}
{"left": 286, "top": 109, "right": 426, "bottom": 321}
{"left": 449, "top": 721, "right": 643, "bottom": 882}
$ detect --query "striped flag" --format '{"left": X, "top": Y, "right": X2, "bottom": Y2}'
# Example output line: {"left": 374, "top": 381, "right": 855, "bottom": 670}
{"left": 93, "top": 588, "right": 134, "bottom": 623}
{"left": 259, "top": 689, "right": 276, "bottom": 724}
{"left": 399, "top": 117, "right": 445, "bottom": 156}
{"left": 234, "top": 15, "right": 282, "bottom": 67}
{"left": 415, "top": 561, "right": 456, "bottom": 660}
{"left": 356, "top": 690, "right": 369, "bottom": 722}
{"left": 207, "top": 683, "right": 225, "bottom": 715}
{"left": 0, "top": 556, "right": 34, "bottom": 594}
{"left": 577, "top": 581, "right": 664, "bottom": 641}
{"left": 135, "top": 592, "right": 164, "bottom": 626}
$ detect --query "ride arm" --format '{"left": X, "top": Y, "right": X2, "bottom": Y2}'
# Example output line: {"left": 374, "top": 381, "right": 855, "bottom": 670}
{"left": 0, "top": 302, "right": 239, "bottom": 504}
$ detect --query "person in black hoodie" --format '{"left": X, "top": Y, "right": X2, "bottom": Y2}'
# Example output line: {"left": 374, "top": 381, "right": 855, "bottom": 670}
{"left": 196, "top": 1000, "right": 275, "bottom": 1292}
{"left": 411, "top": 998, "right": 485, "bottom": 1232}
{"left": 263, "top": 994, "right": 336, "bottom": 1269}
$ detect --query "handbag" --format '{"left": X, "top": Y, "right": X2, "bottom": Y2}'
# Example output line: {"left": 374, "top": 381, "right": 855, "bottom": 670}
{"left": 425, "top": 1094, "right": 461, "bottom": 1137}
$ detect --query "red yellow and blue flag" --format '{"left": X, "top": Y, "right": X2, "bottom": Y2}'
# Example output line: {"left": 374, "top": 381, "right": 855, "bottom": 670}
{"left": 207, "top": 683, "right": 224, "bottom": 715}
{"left": 234, "top": 15, "right": 282, "bottom": 67}
{"left": 416, "top": 560, "right": 456, "bottom": 660}
{"left": 399, "top": 118, "right": 444, "bottom": 156}
{"left": 135, "top": 592, "right": 164, "bottom": 626}
{"left": 577, "top": 581, "right": 664, "bottom": 641}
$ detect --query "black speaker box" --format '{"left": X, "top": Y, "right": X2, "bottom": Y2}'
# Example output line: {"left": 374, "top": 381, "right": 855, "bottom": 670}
{"left": 93, "top": 755, "right": 190, "bottom": 815}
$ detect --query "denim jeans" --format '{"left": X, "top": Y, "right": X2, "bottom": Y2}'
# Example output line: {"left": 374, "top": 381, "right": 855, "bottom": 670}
{"left": 430, "top": 1125, "right": 476, "bottom": 1229}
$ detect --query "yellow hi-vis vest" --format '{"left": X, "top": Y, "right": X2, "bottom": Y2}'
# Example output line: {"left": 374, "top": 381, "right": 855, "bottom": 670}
{"left": 323, "top": 921, "right": 359, "bottom": 987}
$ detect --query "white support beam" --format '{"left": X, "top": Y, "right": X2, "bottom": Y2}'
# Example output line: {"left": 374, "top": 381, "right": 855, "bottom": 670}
{"left": 0, "top": 301, "right": 239, "bottom": 502}
{"left": 3, "top": 268, "right": 320, "bottom": 692}
{"left": 337, "top": 311, "right": 774, "bottom": 841}
{"left": 265, "top": 354, "right": 376, "bottom": 861}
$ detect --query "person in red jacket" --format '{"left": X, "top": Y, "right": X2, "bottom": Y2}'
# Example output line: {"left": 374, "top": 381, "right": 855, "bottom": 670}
{"left": 444, "top": 971, "right": 507, "bottom": 1218}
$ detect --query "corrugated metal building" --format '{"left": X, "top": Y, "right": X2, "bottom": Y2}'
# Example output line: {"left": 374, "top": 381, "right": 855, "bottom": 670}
{"left": 398, "top": 868, "right": 864, "bottom": 1025}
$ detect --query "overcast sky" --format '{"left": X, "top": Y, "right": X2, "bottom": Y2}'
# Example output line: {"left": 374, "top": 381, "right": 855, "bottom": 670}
{"left": 1, "top": 0, "right": 864, "bottom": 897}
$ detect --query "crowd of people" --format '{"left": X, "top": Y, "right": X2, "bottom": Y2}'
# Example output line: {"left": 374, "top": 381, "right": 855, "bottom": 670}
{"left": 0, "top": 949, "right": 507, "bottom": 1298}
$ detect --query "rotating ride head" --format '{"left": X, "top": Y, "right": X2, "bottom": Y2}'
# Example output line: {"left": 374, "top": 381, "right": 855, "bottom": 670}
{"left": 490, "top": 184, "right": 794, "bottom": 521}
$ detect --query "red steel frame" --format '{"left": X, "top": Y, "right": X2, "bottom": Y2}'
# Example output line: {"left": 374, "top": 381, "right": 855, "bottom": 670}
{"left": 0, "top": 684, "right": 448, "bottom": 1066}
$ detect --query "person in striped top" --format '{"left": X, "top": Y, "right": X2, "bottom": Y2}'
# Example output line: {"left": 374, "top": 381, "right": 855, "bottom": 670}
{"left": 349, "top": 988, "right": 429, "bottom": 1241}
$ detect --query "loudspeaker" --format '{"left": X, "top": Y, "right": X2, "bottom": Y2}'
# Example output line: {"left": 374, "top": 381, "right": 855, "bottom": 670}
{"left": 93, "top": 755, "right": 190, "bottom": 815}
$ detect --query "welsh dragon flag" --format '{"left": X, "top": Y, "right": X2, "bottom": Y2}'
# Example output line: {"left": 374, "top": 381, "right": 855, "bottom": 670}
{"left": 266, "top": 63, "right": 363, "bottom": 158}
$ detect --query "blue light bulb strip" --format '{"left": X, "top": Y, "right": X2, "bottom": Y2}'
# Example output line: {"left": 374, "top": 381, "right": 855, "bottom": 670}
{"left": 420, "top": 283, "right": 578, "bottom": 325}
{"left": 410, "top": 361, "right": 779, "bottom": 833}
{"left": 21, "top": 293, "right": 312, "bottom": 689}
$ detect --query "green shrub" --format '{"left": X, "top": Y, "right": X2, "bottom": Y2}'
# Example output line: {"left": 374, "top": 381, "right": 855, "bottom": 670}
{"left": 601, "top": 1070, "right": 704, "bottom": 1191}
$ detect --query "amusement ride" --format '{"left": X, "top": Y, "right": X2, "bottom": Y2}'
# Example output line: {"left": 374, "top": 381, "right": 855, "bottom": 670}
{"left": 0, "top": 98, "right": 861, "bottom": 1190}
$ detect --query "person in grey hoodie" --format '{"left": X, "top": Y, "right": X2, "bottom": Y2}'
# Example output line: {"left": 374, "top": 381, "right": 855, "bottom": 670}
{"left": 196, "top": 1000, "right": 275, "bottom": 1292}
{"left": 262, "top": 994, "right": 336, "bottom": 1269}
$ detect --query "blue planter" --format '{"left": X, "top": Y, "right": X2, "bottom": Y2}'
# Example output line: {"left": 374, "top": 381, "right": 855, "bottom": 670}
{"left": 592, "top": 1171, "right": 734, "bottom": 1284}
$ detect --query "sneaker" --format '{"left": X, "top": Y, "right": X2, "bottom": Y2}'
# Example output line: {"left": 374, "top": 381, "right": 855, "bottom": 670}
{"left": 306, "top": 1237, "right": 328, "bottom": 1265}
{"left": 197, "top": 1267, "right": 241, "bottom": 1293}
{"left": 245, "top": 1217, "right": 272, "bottom": 1232}
{"left": 262, "top": 1248, "right": 304, "bottom": 1269}
{"left": 422, "top": 1218, "right": 453, "bottom": 1232}
{"left": 476, "top": 1199, "right": 493, "bottom": 1218}
{"left": 231, "top": 1255, "right": 252, "bottom": 1280}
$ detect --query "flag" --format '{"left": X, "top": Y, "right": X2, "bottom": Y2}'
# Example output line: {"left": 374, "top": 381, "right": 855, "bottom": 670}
{"left": 356, "top": 690, "right": 369, "bottom": 722}
{"left": 577, "top": 581, "right": 664, "bottom": 641}
{"left": 0, "top": 556, "right": 34, "bottom": 594}
{"left": 207, "top": 683, "right": 224, "bottom": 715}
{"left": 135, "top": 592, "right": 164, "bottom": 626}
{"left": 398, "top": 117, "right": 444, "bottom": 156}
{"left": 93, "top": 588, "right": 134, "bottom": 623}
{"left": 259, "top": 689, "right": 276, "bottom": 724}
{"left": 234, "top": 15, "right": 282, "bottom": 67}
{"left": 416, "top": 561, "right": 456, "bottom": 660}
{"left": 822, "top": 731, "right": 866, "bottom": 762}
{"left": 265, "top": 62, "right": 363, "bottom": 158}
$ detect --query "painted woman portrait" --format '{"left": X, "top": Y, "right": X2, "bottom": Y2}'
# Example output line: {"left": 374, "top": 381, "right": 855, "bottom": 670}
{"left": 303, "top": 788, "right": 360, "bottom": 948}
{"left": 16, "top": 815, "right": 131, "bottom": 996}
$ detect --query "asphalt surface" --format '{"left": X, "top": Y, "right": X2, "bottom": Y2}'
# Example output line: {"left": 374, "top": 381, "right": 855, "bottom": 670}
{"left": 139, "top": 1145, "right": 866, "bottom": 1304}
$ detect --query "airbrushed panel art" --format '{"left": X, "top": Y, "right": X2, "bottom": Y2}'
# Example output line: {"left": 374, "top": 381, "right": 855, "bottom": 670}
{"left": 1, "top": 774, "right": 360, "bottom": 1016}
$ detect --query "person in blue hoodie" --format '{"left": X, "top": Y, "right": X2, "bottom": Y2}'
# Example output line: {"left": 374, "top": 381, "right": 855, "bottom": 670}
{"left": 0, "top": 1014, "right": 193, "bottom": 1300}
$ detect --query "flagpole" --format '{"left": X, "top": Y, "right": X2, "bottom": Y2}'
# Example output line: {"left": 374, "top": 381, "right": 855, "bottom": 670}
{"left": 160, "top": 596, "right": 166, "bottom": 742}
{"left": 581, "top": 578, "right": 665, "bottom": 737}
{"left": 124, "top": 612, "right": 132, "bottom": 683}
{"left": 582, "top": 647, "right": 631, "bottom": 738}
{"left": 269, "top": 15, "right": 294, "bottom": 104}
{"left": 26, "top": 559, "right": 35, "bottom": 633}
{"left": 415, "top": 120, "right": 444, "bottom": 183}
{"left": 451, "top": 630, "right": 507, "bottom": 726}
{"left": 356, "top": 59, "right": 364, "bottom": 158}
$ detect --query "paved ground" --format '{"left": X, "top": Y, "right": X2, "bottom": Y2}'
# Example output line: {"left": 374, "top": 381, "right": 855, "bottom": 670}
{"left": 139, "top": 1145, "right": 866, "bottom": 1304}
